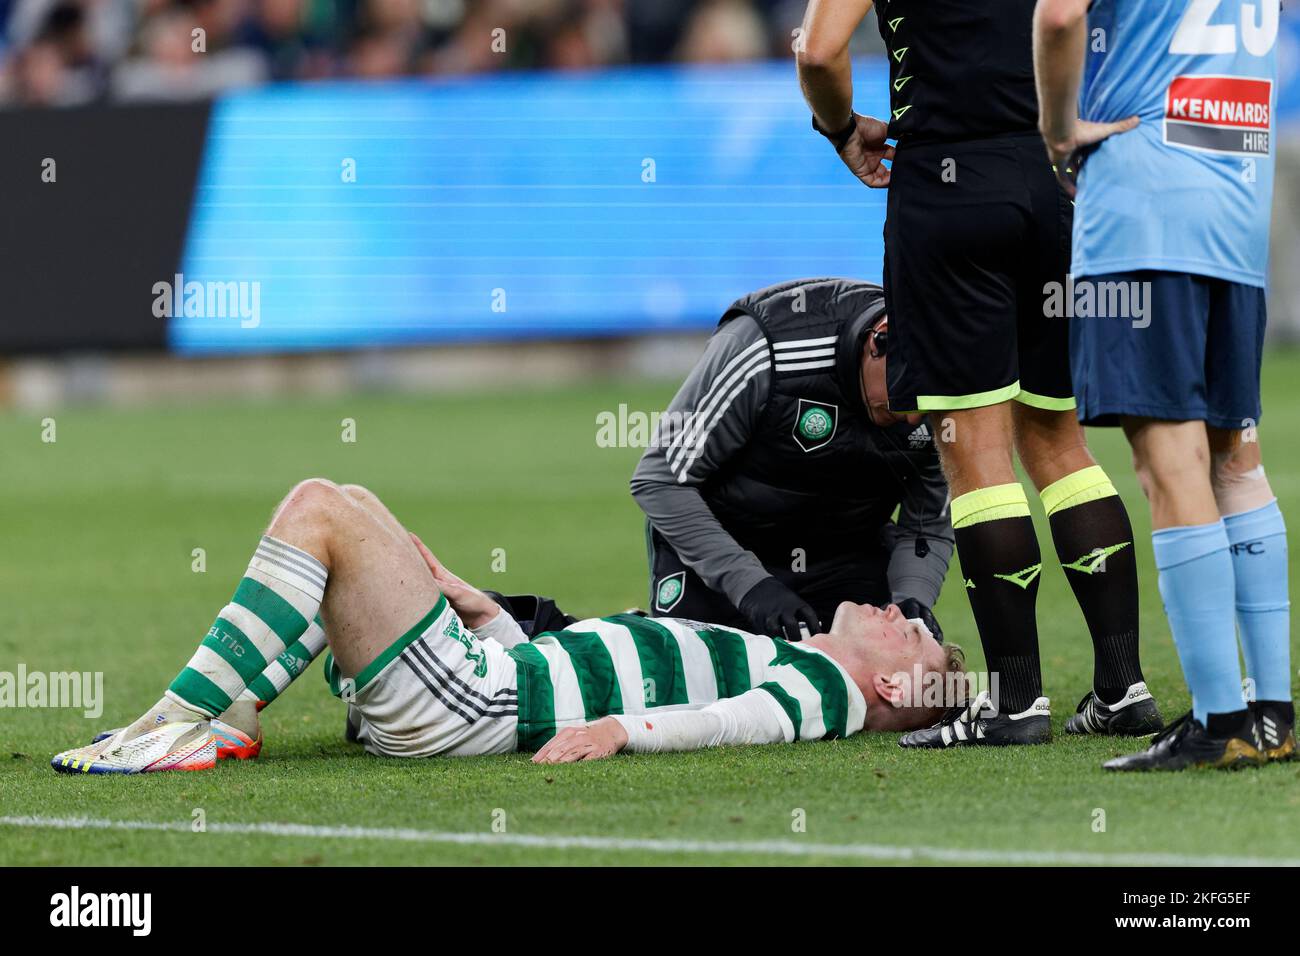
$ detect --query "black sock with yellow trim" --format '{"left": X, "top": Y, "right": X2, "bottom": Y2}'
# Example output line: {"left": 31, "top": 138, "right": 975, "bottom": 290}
{"left": 952, "top": 483, "right": 1043, "bottom": 714}
{"left": 1042, "top": 466, "right": 1144, "bottom": 705}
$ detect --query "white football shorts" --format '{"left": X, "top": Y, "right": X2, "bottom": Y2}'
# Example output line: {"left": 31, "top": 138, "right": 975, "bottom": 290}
{"left": 325, "top": 596, "right": 519, "bottom": 757}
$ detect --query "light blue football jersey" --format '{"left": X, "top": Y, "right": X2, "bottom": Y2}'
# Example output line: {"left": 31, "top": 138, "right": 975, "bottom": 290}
{"left": 1074, "top": 0, "right": 1278, "bottom": 286}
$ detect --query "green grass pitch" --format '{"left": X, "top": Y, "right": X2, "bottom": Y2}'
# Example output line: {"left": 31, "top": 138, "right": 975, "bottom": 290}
{"left": 2, "top": 354, "right": 1299, "bottom": 866}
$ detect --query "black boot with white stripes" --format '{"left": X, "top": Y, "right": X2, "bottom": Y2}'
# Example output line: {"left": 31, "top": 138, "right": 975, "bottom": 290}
{"left": 1064, "top": 682, "right": 1163, "bottom": 737}
{"left": 898, "top": 691, "right": 1051, "bottom": 748}
{"left": 1252, "top": 700, "right": 1296, "bottom": 762}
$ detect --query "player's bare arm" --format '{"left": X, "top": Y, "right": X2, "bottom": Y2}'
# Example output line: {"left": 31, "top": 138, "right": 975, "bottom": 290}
{"left": 1033, "top": 0, "right": 1139, "bottom": 194}
{"left": 797, "top": 0, "right": 893, "bottom": 188}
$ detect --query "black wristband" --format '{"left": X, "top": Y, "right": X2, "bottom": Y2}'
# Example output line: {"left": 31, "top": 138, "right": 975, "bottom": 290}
{"left": 813, "top": 113, "right": 856, "bottom": 151}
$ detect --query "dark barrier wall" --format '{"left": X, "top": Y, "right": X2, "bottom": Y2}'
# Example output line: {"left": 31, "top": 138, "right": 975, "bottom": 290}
{"left": 0, "top": 102, "right": 210, "bottom": 354}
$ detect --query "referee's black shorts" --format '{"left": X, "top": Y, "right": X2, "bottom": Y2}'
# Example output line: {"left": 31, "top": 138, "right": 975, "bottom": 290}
{"left": 883, "top": 131, "right": 1075, "bottom": 415}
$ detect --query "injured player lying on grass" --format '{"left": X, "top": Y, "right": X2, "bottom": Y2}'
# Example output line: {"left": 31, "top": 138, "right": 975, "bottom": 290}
{"left": 52, "top": 479, "right": 966, "bottom": 774}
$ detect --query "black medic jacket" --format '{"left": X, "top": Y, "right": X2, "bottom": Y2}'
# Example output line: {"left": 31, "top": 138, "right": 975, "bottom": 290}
{"left": 630, "top": 278, "right": 954, "bottom": 610}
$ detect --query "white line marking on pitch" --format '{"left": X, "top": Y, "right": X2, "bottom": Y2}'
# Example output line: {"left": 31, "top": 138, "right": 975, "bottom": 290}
{"left": 2, "top": 815, "right": 1296, "bottom": 866}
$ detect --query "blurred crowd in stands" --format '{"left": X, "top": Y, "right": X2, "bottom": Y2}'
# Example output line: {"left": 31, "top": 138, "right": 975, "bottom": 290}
{"left": 0, "top": 0, "right": 859, "bottom": 106}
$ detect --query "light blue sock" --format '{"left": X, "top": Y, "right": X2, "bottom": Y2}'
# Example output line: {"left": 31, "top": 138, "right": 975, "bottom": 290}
{"left": 1224, "top": 500, "right": 1291, "bottom": 702}
{"left": 1152, "top": 521, "right": 1243, "bottom": 723}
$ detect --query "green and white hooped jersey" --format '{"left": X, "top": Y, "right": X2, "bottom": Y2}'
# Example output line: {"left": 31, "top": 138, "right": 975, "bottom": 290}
{"left": 507, "top": 614, "right": 867, "bottom": 751}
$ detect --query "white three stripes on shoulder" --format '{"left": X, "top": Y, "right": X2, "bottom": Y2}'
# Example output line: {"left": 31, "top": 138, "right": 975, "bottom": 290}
{"left": 773, "top": 359, "right": 836, "bottom": 372}
{"left": 772, "top": 336, "right": 836, "bottom": 372}
{"left": 674, "top": 357, "right": 772, "bottom": 483}
{"left": 772, "top": 335, "right": 837, "bottom": 351}
{"left": 774, "top": 347, "right": 835, "bottom": 362}
{"left": 666, "top": 337, "right": 770, "bottom": 475}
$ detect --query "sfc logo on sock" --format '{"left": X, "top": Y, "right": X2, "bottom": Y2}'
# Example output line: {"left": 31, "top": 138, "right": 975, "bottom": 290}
{"left": 793, "top": 400, "right": 838, "bottom": 453}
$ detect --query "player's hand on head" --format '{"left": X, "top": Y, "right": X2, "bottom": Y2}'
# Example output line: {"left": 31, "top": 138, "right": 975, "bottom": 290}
{"left": 838, "top": 113, "right": 894, "bottom": 189}
{"left": 739, "top": 577, "right": 820, "bottom": 642}
{"left": 531, "top": 718, "right": 628, "bottom": 765}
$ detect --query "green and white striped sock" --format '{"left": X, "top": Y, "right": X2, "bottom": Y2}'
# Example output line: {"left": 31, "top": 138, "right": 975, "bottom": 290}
{"left": 167, "top": 536, "right": 328, "bottom": 718}
{"left": 241, "top": 615, "right": 328, "bottom": 708}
